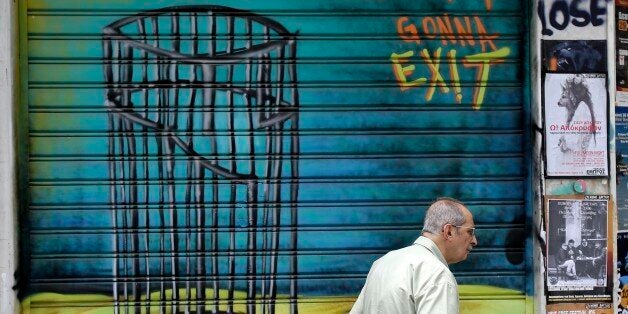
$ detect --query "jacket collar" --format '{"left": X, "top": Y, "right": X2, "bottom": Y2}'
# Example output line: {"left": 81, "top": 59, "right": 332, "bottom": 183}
{"left": 414, "top": 236, "right": 449, "bottom": 267}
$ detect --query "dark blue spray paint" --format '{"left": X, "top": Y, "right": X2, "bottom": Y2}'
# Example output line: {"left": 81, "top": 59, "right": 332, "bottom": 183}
{"left": 538, "top": 0, "right": 610, "bottom": 36}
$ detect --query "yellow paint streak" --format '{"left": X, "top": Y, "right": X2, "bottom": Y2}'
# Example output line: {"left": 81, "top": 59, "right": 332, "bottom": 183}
{"left": 463, "top": 47, "right": 511, "bottom": 110}
{"left": 447, "top": 49, "right": 463, "bottom": 103}
{"left": 390, "top": 50, "right": 427, "bottom": 91}
{"left": 22, "top": 285, "right": 529, "bottom": 314}
{"left": 420, "top": 47, "right": 449, "bottom": 101}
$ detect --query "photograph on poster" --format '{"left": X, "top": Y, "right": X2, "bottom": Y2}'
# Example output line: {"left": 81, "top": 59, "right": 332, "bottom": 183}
{"left": 618, "top": 232, "right": 628, "bottom": 313}
{"left": 546, "top": 198, "right": 608, "bottom": 292}
{"left": 542, "top": 40, "right": 606, "bottom": 73}
{"left": 544, "top": 73, "right": 608, "bottom": 177}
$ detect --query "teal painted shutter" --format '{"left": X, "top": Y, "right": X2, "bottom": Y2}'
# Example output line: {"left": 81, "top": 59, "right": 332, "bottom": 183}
{"left": 22, "top": 0, "right": 530, "bottom": 312}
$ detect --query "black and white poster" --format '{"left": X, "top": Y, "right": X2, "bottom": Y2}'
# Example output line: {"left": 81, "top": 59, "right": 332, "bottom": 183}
{"left": 544, "top": 73, "right": 608, "bottom": 177}
{"left": 545, "top": 196, "right": 610, "bottom": 301}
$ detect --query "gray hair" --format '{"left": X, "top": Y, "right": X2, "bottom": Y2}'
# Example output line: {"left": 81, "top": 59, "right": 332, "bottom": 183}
{"left": 422, "top": 197, "right": 467, "bottom": 234}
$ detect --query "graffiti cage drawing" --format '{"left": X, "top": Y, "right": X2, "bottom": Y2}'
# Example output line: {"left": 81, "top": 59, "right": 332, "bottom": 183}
{"left": 103, "top": 5, "right": 299, "bottom": 313}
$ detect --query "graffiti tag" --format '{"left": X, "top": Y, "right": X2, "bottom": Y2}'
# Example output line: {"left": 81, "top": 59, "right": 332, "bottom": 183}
{"left": 537, "top": 0, "right": 610, "bottom": 36}
{"left": 390, "top": 9, "right": 510, "bottom": 110}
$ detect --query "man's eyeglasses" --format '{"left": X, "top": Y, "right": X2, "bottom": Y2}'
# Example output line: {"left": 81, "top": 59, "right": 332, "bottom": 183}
{"left": 452, "top": 225, "right": 476, "bottom": 236}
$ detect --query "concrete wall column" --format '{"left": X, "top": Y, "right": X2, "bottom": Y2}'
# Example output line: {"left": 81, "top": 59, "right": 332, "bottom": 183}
{"left": 0, "top": 0, "right": 20, "bottom": 312}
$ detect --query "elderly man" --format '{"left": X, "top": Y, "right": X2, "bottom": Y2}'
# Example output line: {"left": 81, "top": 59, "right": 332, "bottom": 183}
{"left": 350, "top": 198, "right": 478, "bottom": 314}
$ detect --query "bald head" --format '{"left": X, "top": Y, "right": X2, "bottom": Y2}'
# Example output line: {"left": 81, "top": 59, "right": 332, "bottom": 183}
{"left": 422, "top": 197, "right": 477, "bottom": 264}
{"left": 422, "top": 198, "right": 467, "bottom": 234}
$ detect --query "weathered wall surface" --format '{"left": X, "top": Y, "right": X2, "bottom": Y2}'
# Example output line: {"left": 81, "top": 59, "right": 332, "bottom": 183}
{"left": 0, "top": 0, "right": 20, "bottom": 313}
{"left": 19, "top": 0, "right": 532, "bottom": 313}
{"left": 534, "top": 0, "right": 615, "bottom": 313}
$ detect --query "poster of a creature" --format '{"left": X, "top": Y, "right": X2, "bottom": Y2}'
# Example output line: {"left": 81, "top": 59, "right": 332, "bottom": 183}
{"left": 542, "top": 40, "right": 606, "bottom": 73}
{"left": 544, "top": 73, "right": 608, "bottom": 177}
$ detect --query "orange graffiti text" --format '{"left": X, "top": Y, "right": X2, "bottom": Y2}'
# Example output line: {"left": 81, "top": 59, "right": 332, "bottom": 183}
{"left": 396, "top": 15, "right": 498, "bottom": 52}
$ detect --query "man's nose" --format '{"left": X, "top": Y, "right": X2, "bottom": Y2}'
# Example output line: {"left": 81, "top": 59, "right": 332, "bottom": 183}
{"left": 471, "top": 234, "right": 478, "bottom": 246}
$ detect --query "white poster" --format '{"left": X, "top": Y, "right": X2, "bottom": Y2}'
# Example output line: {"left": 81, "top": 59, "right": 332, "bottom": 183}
{"left": 618, "top": 91, "right": 628, "bottom": 107}
{"left": 544, "top": 73, "right": 608, "bottom": 177}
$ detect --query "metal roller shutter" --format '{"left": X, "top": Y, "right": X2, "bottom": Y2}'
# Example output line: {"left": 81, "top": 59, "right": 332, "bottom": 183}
{"left": 20, "top": 0, "right": 531, "bottom": 313}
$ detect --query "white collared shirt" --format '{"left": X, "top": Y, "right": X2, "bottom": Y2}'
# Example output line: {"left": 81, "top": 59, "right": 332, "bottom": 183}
{"left": 350, "top": 236, "right": 459, "bottom": 314}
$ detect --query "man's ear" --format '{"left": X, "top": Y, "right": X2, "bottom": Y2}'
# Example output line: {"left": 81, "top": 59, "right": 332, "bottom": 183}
{"left": 442, "top": 224, "right": 453, "bottom": 240}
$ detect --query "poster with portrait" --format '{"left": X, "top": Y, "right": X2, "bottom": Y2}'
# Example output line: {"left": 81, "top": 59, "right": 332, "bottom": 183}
{"left": 545, "top": 196, "right": 611, "bottom": 307}
{"left": 544, "top": 73, "right": 608, "bottom": 177}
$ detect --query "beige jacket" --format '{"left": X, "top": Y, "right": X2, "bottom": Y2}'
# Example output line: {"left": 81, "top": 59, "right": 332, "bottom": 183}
{"left": 350, "top": 236, "right": 459, "bottom": 314}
